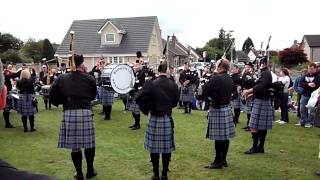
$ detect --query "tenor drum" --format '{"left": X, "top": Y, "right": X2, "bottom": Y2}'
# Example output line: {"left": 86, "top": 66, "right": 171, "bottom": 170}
{"left": 101, "top": 64, "right": 135, "bottom": 94}
{"left": 41, "top": 85, "right": 51, "bottom": 95}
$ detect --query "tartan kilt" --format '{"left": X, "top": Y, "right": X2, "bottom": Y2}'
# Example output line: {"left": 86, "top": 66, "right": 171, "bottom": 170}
{"left": 144, "top": 114, "right": 175, "bottom": 153}
{"left": 231, "top": 96, "right": 241, "bottom": 109}
{"left": 4, "top": 92, "right": 13, "bottom": 112}
{"left": 58, "top": 109, "right": 95, "bottom": 149}
{"left": 127, "top": 92, "right": 140, "bottom": 114}
{"left": 245, "top": 99, "right": 253, "bottom": 113}
{"left": 17, "top": 94, "right": 37, "bottom": 116}
{"left": 206, "top": 105, "right": 236, "bottom": 141}
{"left": 99, "top": 87, "right": 114, "bottom": 106}
{"left": 249, "top": 99, "right": 274, "bottom": 130}
{"left": 180, "top": 86, "right": 194, "bottom": 102}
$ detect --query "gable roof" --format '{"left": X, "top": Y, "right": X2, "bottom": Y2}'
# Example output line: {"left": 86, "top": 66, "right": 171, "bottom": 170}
{"left": 303, "top": 35, "right": 320, "bottom": 47}
{"left": 56, "top": 16, "right": 157, "bottom": 56}
{"left": 162, "top": 38, "right": 189, "bottom": 57}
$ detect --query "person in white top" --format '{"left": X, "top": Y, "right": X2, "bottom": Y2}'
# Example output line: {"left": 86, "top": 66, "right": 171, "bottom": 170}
{"left": 277, "top": 68, "right": 291, "bottom": 124}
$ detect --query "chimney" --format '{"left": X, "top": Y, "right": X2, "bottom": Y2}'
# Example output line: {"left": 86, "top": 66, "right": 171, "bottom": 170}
{"left": 171, "top": 34, "right": 177, "bottom": 49}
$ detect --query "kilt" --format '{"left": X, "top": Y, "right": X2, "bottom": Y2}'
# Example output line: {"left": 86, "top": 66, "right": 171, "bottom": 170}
{"left": 245, "top": 99, "right": 253, "bottom": 113}
{"left": 99, "top": 87, "right": 114, "bottom": 106}
{"left": 127, "top": 92, "right": 140, "bottom": 114}
{"left": 249, "top": 99, "right": 274, "bottom": 130}
{"left": 58, "top": 109, "right": 95, "bottom": 149}
{"left": 231, "top": 96, "right": 241, "bottom": 109}
{"left": 206, "top": 105, "right": 236, "bottom": 141}
{"left": 180, "top": 86, "right": 194, "bottom": 102}
{"left": 17, "top": 94, "right": 37, "bottom": 116}
{"left": 4, "top": 92, "right": 13, "bottom": 112}
{"left": 144, "top": 114, "right": 175, "bottom": 153}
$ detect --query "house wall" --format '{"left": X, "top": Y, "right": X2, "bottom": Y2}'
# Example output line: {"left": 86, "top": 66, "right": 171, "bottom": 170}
{"left": 147, "top": 20, "right": 163, "bottom": 67}
{"left": 303, "top": 39, "right": 311, "bottom": 60}
{"left": 100, "top": 23, "right": 123, "bottom": 46}
{"left": 311, "top": 47, "right": 320, "bottom": 62}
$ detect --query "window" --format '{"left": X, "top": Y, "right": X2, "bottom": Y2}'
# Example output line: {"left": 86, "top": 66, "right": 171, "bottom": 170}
{"left": 106, "top": 33, "right": 115, "bottom": 43}
{"left": 113, "top": 57, "right": 118, "bottom": 64}
{"left": 119, "top": 57, "right": 123, "bottom": 64}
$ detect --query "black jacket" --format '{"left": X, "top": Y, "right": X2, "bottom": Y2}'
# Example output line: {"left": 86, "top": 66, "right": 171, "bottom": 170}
{"left": 16, "top": 79, "right": 35, "bottom": 94}
{"left": 179, "top": 70, "right": 198, "bottom": 86}
{"left": 241, "top": 71, "right": 257, "bottom": 89}
{"left": 202, "top": 72, "right": 233, "bottom": 107}
{"left": 136, "top": 75, "right": 179, "bottom": 116}
{"left": 300, "top": 72, "right": 320, "bottom": 97}
{"left": 4, "top": 73, "right": 15, "bottom": 91}
{"left": 49, "top": 71, "right": 97, "bottom": 110}
{"left": 231, "top": 73, "right": 241, "bottom": 99}
{"left": 253, "top": 67, "right": 272, "bottom": 99}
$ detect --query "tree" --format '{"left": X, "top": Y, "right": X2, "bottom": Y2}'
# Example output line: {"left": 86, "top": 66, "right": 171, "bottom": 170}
{"left": 41, "top": 39, "right": 55, "bottom": 60}
{"left": 242, "top": 37, "right": 254, "bottom": 54}
{"left": 279, "top": 48, "right": 308, "bottom": 65}
{"left": 20, "top": 39, "right": 43, "bottom": 63}
{"left": 0, "top": 49, "right": 22, "bottom": 64}
{"left": 0, "top": 33, "right": 23, "bottom": 53}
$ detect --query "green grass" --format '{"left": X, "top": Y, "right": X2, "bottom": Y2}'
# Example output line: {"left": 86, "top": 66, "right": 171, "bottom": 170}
{"left": 0, "top": 99, "right": 319, "bottom": 180}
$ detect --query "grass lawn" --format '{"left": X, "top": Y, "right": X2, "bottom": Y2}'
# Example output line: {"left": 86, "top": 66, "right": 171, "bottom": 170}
{"left": 0, "top": 99, "right": 319, "bottom": 180}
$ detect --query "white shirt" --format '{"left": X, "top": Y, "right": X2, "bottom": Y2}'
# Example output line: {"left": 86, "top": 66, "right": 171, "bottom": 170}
{"left": 278, "top": 75, "right": 290, "bottom": 89}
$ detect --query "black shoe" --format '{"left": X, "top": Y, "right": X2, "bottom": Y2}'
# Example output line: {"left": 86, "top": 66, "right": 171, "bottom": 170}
{"left": 152, "top": 176, "right": 160, "bottom": 180}
{"left": 244, "top": 127, "right": 250, "bottom": 131}
{"left": 74, "top": 172, "right": 84, "bottom": 180}
{"left": 242, "top": 126, "right": 248, "bottom": 129}
{"left": 204, "top": 162, "right": 222, "bottom": 169}
{"left": 244, "top": 147, "right": 259, "bottom": 154}
{"left": 258, "top": 147, "right": 265, "bottom": 153}
{"left": 86, "top": 169, "right": 97, "bottom": 179}
{"left": 30, "top": 128, "right": 37, "bottom": 132}
{"left": 129, "top": 124, "right": 136, "bottom": 128}
{"left": 161, "top": 176, "right": 168, "bottom": 180}
{"left": 131, "top": 125, "right": 140, "bottom": 130}
{"left": 221, "top": 160, "right": 228, "bottom": 167}
{"left": 24, "top": 128, "right": 28, "bottom": 132}
{"left": 5, "top": 124, "right": 15, "bottom": 128}
{"left": 316, "top": 171, "right": 320, "bottom": 176}
{"left": 104, "top": 117, "right": 111, "bottom": 120}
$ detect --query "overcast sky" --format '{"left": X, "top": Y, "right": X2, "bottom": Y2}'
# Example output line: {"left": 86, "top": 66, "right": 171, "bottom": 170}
{"left": 0, "top": 0, "right": 319, "bottom": 50}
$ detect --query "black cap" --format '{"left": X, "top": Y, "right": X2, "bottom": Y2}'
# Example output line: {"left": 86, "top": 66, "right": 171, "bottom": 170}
{"left": 244, "top": 61, "right": 254, "bottom": 68}
{"left": 259, "top": 56, "right": 268, "bottom": 65}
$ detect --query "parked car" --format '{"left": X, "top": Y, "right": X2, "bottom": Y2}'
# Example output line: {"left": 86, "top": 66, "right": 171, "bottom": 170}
{"left": 177, "top": 62, "right": 209, "bottom": 72}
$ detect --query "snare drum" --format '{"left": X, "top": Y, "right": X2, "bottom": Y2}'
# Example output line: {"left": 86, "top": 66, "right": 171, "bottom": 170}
{"left": 101, "top": 64, "right": 135, "bottom": 94}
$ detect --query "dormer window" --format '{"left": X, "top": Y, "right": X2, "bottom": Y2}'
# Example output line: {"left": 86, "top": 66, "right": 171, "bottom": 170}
{"left": 106, "top": 33, "right": 115, "bottom": 43}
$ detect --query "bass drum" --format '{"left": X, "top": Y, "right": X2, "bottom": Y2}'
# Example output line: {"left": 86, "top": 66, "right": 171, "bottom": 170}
{"left": 101, "top": 64, "right": 135, "bottom": 94}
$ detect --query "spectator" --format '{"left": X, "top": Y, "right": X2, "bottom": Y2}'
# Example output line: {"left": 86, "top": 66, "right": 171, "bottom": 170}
{"left": 299, "top": 63, "right": 320, "bottom": 128}
{"left": 277, "top": 68, "right": 291, "bottom": 124}
{"left": 293, "top": 69, "right": 307, "bottom": 123}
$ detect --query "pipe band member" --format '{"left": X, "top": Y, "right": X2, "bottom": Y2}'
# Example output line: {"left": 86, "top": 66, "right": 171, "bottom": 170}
{"left": 241, "top": 62, "right": 257, "bottom": 131}
{"left": 243, "top": 57, "right": 274, "bottom": 154}
{"left": 50, "top": 54, "right": 97, "bottom": 180}
{"left": 127, "top": 51, "right": 145, "bottom": 130}
{"left": 179, "top": 62, "right": 198, "bottom": 114}
{"left": 230, "top": 65, "right": 242, "bottom": 124}
{"left": 16, "top": 69, "right": 37, "bottom": 132}
{"left": 136, "top": 62, "right": 179, "bottom": 180}
{"left": 202, "top": 59, "right": 236, "bottom": 169}
{"left": 3, "top": 65, "right": 16, "bottom": 128}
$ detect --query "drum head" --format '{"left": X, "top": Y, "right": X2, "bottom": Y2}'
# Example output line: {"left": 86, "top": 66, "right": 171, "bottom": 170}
{"left": 110, "top": 64, "right": 135, "bottom": 94}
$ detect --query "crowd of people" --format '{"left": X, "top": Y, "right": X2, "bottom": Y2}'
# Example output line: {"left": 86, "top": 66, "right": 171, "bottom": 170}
{"left": 1, "top": 51, "right": 320, "bottom": 179}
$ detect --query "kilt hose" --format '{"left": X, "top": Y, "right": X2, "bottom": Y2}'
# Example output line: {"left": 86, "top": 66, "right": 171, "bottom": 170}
{"left": 127, "top": 92, "right": 140, "bottom": 114}
{"left": 99, "top": 87, "right": 114, "bottom": 106}
{"left": 249, "top": 99, "right": 274, "bottom": 130}
{"left": 144, "top": 114, "right": 175, "bottom": 153}
{"left": 206, "top": 105, "right": 236, "bottom": 141}
{"left": 180, "top": 86, "right": 194, "bottom": 102}
{"left": 58, "top": 109, "right": 95, "bottom": 149}
{"left": 17, "top": 94, "right": 37, "bottom": 116}
{"left": 231, "top": 96, "right": 241, "bottom": 109}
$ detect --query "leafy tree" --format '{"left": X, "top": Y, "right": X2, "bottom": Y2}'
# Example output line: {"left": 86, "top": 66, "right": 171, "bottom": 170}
{"left": 0, "top": 49, "right": 22, "bottom": 64}
{"left": 41, "top": 39, "right": 55, "bottom": 60}
{"left": 20, "top": 38, "right": 42, "bottom": 63}
{"left": 279, "top": 48, "right": 308, "bottom": 65}
{"left": 242, "top": 37, "right": 254, "bottom": 54}
{"left": 0, "top": 33, "right": 23, "bottom": 53}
